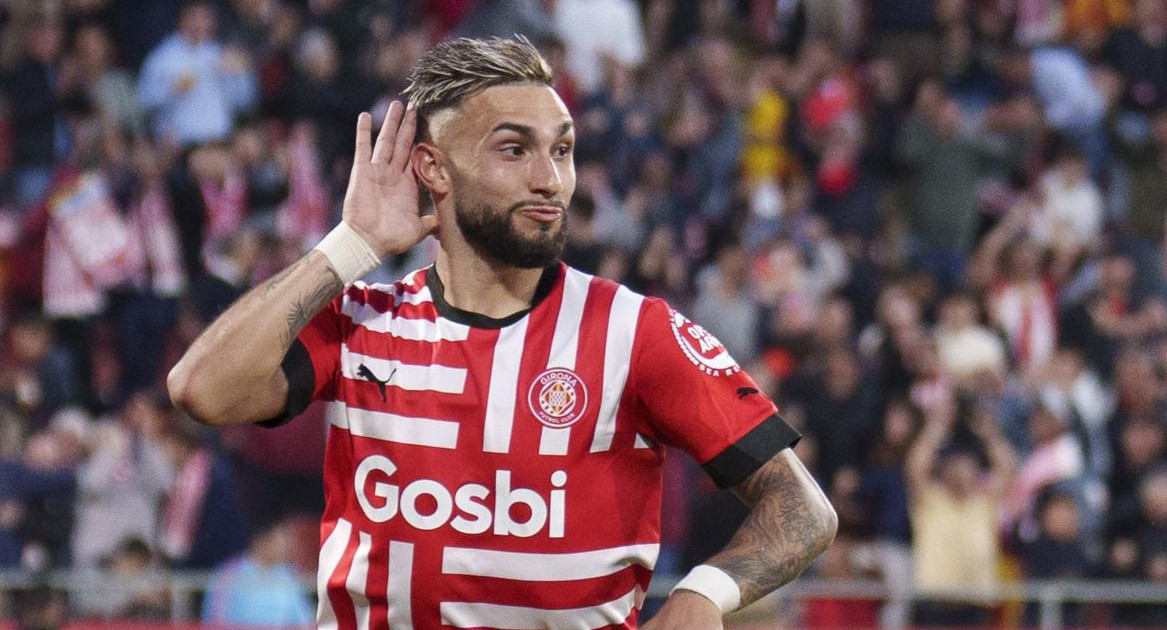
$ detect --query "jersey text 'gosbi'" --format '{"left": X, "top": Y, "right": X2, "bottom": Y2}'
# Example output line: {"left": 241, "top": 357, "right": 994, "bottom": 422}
{"left": 354, "top": 455, "right": 568, "bottom": 538}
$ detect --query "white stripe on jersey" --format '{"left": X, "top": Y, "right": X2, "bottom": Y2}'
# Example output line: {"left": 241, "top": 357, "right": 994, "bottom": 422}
{"left": 341, "top": 301, "right": 470, "bottom": 342}
{"left": 441, "top": 543, "right": 659, "bottom": 581}
{"left": 634, "top": 434, "right": 653, "bottom": 449}
{"left": 347, "top": 532, "right": 372, "bottom": 630}
{"left": 342, "top": 348, "right": 467, "bottom": 394}
{"left": 538, "top": 428, "right": 571, "bottom": 456}
{"left": 396, "top": 285, "right": 433, "bottom": 306}
{"left": 328, "top": 401, "right": 459, "bottom": 449}
{"left": 440, "top": 586, "right": 641, "bottom": 630}
{"left": 539, "top": 269, "right": 592, "bottom": 456}
{"left": 482, "top": 317, "right": 529, "bottom": 453}
{"left": 590, "top": 287, "right": 644, "bottom": 452}
{"left": 387, "top": 541, "right": 415, "bottom": 630}
{"left": 316, "top": 518, "right": 353, "bottom": 630}
{"left": 546, "top": 268, "right": 591, "bottom": 370}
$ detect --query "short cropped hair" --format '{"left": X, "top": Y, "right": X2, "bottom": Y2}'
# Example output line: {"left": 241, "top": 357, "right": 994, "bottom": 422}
{"left": 404, "top": 36, "right": 554, "bottom": 141}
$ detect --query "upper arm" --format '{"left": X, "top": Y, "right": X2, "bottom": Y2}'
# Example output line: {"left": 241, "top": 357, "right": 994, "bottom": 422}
{"left": 730, "top": 449, "right": 831, "bottom": 512}
{"left": 259, "top": 298, "right": 345, "bottom": 427}
{"left": 630, "top": 299, "right": 800, "bottom": 487}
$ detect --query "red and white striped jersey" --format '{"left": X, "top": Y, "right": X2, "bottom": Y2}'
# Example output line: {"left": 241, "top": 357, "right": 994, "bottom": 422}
{"left": 277, "top": 263, "right": 798, "bottom": 630}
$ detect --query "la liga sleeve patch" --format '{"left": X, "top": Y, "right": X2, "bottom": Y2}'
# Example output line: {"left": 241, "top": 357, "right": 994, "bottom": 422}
{"left": 667, "top": 307, "right": 742, "bottom": 376}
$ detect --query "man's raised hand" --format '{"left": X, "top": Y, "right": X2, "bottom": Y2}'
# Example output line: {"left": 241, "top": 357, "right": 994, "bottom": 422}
{"left": 342, "top": 101, "right": 438, "bottom": 259}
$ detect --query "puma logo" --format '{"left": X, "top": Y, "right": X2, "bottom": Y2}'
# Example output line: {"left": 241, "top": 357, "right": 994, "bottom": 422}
{"left": 737, "top": 387, "right": 760, "bottom": 399}
{"left": 357, "top": 364, "right": 397, "bottom": 402}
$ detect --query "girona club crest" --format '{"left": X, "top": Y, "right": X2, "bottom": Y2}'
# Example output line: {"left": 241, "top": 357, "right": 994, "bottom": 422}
{"left": 528, "top": 368, "right": 589, "bottom": 429}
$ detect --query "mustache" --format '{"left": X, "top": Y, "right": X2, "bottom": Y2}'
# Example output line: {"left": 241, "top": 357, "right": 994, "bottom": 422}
{"left": 507, "top": 200, "right": 567, "bottom": 212}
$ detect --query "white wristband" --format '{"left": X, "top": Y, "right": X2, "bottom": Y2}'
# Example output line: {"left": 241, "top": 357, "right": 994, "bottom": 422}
{"left": 313, "top": 222, "right": 382, "bottom": 286}
{"left": 670, "top": 564, "right": 741, "bottom": 614}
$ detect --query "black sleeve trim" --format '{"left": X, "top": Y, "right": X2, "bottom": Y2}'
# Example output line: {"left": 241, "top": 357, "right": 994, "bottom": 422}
{"left": 702, "top": 414, "right": 802, "bottom": 489}
{"left": 257, "top": 339, "right": 315, "bottom": 428}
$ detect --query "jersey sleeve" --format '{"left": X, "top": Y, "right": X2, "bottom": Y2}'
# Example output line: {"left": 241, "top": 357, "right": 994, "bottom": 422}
{"left": 259, "top": 294, "right": 344, "bottom": 427}
{"left": 629, "top": 298, "right": 800, "bottom": 488}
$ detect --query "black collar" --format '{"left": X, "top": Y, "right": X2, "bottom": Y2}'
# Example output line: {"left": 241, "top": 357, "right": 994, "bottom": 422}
{"left": 426, "top": 262, "right": 561, "bottom": 329}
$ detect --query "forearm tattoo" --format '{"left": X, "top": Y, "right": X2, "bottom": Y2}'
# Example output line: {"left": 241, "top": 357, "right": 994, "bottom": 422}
{"left": 708, "top": 454, "right": 835, "bottom": 606}
{"left": 268, "top": 252, "right": 342, "bottom": 346}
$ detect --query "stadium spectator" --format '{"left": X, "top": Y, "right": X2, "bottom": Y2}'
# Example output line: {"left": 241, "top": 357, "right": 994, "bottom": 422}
{"left": 895, "top": 88, "right": 987, "bottom": 295}
{"left": 1114, "top": 107, "right": 1167, "bottom": 298}
{"left": 692, "top": 243, "right": 762, "bottom": 365}
{"left": 860, "top": 398, "right": 920, "bottom": 629}
{"left": 137, "top": 1, "right": 257, "bottom": 148}
{"left": 906, "top": 394, "right": 1016, "bottom": 626}
{"left": 201, "top": 518, "right": 314, "bottom": 628}
{"left": 13, "top": 585, "right": 64, "bottom": 630}
{"left": 552, "top": 0, "right": 646, "bottom": 95}
{"left": 998, "top": 46, "right": 1110, "bottom": 178}
{"left": 1107, "top": 467, "right": 1167, "bottom": 626}
{"left": 1002, "top": 399, "right": 1086, "bottom": 531}
{"left": 157, "top": 415, "right": 249, "bottom": 570}
{"left": 1101, "top": 0, "right": 1167, "bottom": 116}
{"left": 3, "top": 12, "right": 70, "bottom": 211}
{"left": 1012, "top": 490, "right": 1092, "bottom": 627}
{"left": 71, "top": 391, "right": 174, "bottom": 569}
{"left": 1, "top": 314, "right": 80, "bottom": 425}
{"left": 1030, "top": 146, "right": 1103, "bottom": 276}
{"left": 68, "top": 23, "right": 144, "bottom": 135}
{"left": 76, "top": 536, "right": 170, "bottom": 621}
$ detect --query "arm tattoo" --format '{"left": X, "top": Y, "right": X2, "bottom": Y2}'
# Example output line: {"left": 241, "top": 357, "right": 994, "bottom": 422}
{"left": 262, "top": 254, "right": 311, "bottom": 298}
{"left": 707, "top": 453, "right": 836, "bottom": 605}
{"left": 278, "top": 256, "right": 343, "bottom": 346}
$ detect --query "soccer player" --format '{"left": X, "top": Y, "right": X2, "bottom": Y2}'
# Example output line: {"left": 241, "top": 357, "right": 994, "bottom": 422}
{"left": 169, "top": 36, "right": 836, "bottom": 630}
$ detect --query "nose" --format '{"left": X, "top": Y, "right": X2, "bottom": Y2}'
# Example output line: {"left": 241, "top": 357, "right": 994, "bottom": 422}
{"left": 528, "top": 153, "right": 562, "bottom": 198}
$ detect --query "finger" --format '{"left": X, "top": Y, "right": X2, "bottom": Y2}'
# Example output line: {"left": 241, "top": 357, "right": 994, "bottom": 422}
{"left": 371, "top": 101, "right": 404, "bottom": 163}
{"left": 390, "top": 107, "right": 417, "bottom": 173}
{"left": 354, "top": 112, "right": 372, "bottom": 163}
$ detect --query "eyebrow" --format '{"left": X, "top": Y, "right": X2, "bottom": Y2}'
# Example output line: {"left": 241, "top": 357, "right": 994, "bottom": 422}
{"left": 491, "top": 121, "right": 574, "bottom": 139}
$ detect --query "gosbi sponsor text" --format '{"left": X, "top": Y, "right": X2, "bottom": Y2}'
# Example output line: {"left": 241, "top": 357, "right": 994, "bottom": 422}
{"left": 354, "top": 455, "right": 568, "bottom": 538}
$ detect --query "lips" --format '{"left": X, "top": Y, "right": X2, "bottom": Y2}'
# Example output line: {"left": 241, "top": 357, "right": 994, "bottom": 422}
{"left": 517, "top": 206, "right": 563, "bottom": 223}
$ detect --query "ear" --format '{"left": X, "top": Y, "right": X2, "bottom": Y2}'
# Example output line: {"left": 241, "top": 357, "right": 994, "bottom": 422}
{"left": 412, "top": 143, "right": 450, "bottom": 196}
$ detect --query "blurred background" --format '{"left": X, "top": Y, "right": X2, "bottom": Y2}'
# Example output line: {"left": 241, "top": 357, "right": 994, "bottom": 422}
{"left": 0, "top": 0, "right": 1165, "bottom": 628}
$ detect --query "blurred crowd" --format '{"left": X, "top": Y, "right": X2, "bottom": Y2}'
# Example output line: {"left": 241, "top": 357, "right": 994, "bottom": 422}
{"left": 1, "top": 0, "right": 1166, "bottom": 627}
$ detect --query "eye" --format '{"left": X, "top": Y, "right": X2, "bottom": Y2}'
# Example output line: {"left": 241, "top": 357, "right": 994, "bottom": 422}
{"left": 501, "top": 145, "right": 524, "bottom": 157}
{"left": 554, "top": 144, "right": 573, "bottom": 158}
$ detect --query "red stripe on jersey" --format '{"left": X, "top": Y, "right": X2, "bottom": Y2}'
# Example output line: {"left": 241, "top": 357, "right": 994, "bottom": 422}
{"left": 504, "top": 271, "right": 565, "bottom": 455}
{"left": 573, "top": 277, "right": 619, "bottom": 454}
{"left": 364, "top": 538, "right": 391, "bottom": 630}
{"left": 346, "top": 275, "right": 429, "bottom": 309}
{"left": 324, "top": 524, "right": 360, "bottom": 630}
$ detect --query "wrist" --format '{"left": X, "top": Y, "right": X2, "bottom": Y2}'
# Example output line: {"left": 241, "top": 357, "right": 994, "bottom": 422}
{"left": 670, "top": 564, "right": 741, "bottom": 614}
{"left": 313, "top": 222, "right": 382, "bottom": 286}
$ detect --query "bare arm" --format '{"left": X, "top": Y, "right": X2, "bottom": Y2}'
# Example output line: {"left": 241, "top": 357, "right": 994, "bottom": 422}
{"left": 905, "top": 402, "right": 954, "bottom": 496}
{"left": 168, "top": 103, "right": 436, "bottom": 425}
{"left": 969, "top": 411, "right": 1017, "bottom": 497}
{"left": 643, "top": 450, "right": 837, "bottom": 629}
{"left": 166, "top": 252, "right": 341, "bottom": 424}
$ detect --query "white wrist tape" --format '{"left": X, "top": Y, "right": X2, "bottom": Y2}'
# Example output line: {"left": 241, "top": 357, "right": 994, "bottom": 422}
{"left": 313, "top": 222, "right": 382, "bottom": 286}
{"left": 670, "top": 564, "right": 741, "bottom": 614}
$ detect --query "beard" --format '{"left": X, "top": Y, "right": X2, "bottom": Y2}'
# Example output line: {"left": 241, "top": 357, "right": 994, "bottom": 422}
{"left": 454, "top": 197, "right": 568, "bottom": 269}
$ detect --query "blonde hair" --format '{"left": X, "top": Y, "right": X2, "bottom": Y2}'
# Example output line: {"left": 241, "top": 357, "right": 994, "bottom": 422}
{"left": 404, "top": 36, "right": 554, "bottom": 140}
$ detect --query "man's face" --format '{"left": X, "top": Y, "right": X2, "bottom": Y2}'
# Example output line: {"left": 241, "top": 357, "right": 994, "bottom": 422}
{"left": 179, "top": 4, "right": 217, "bottom": 44}
{"left": 431, "top": 83, "right": 575, "bottom": 268}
